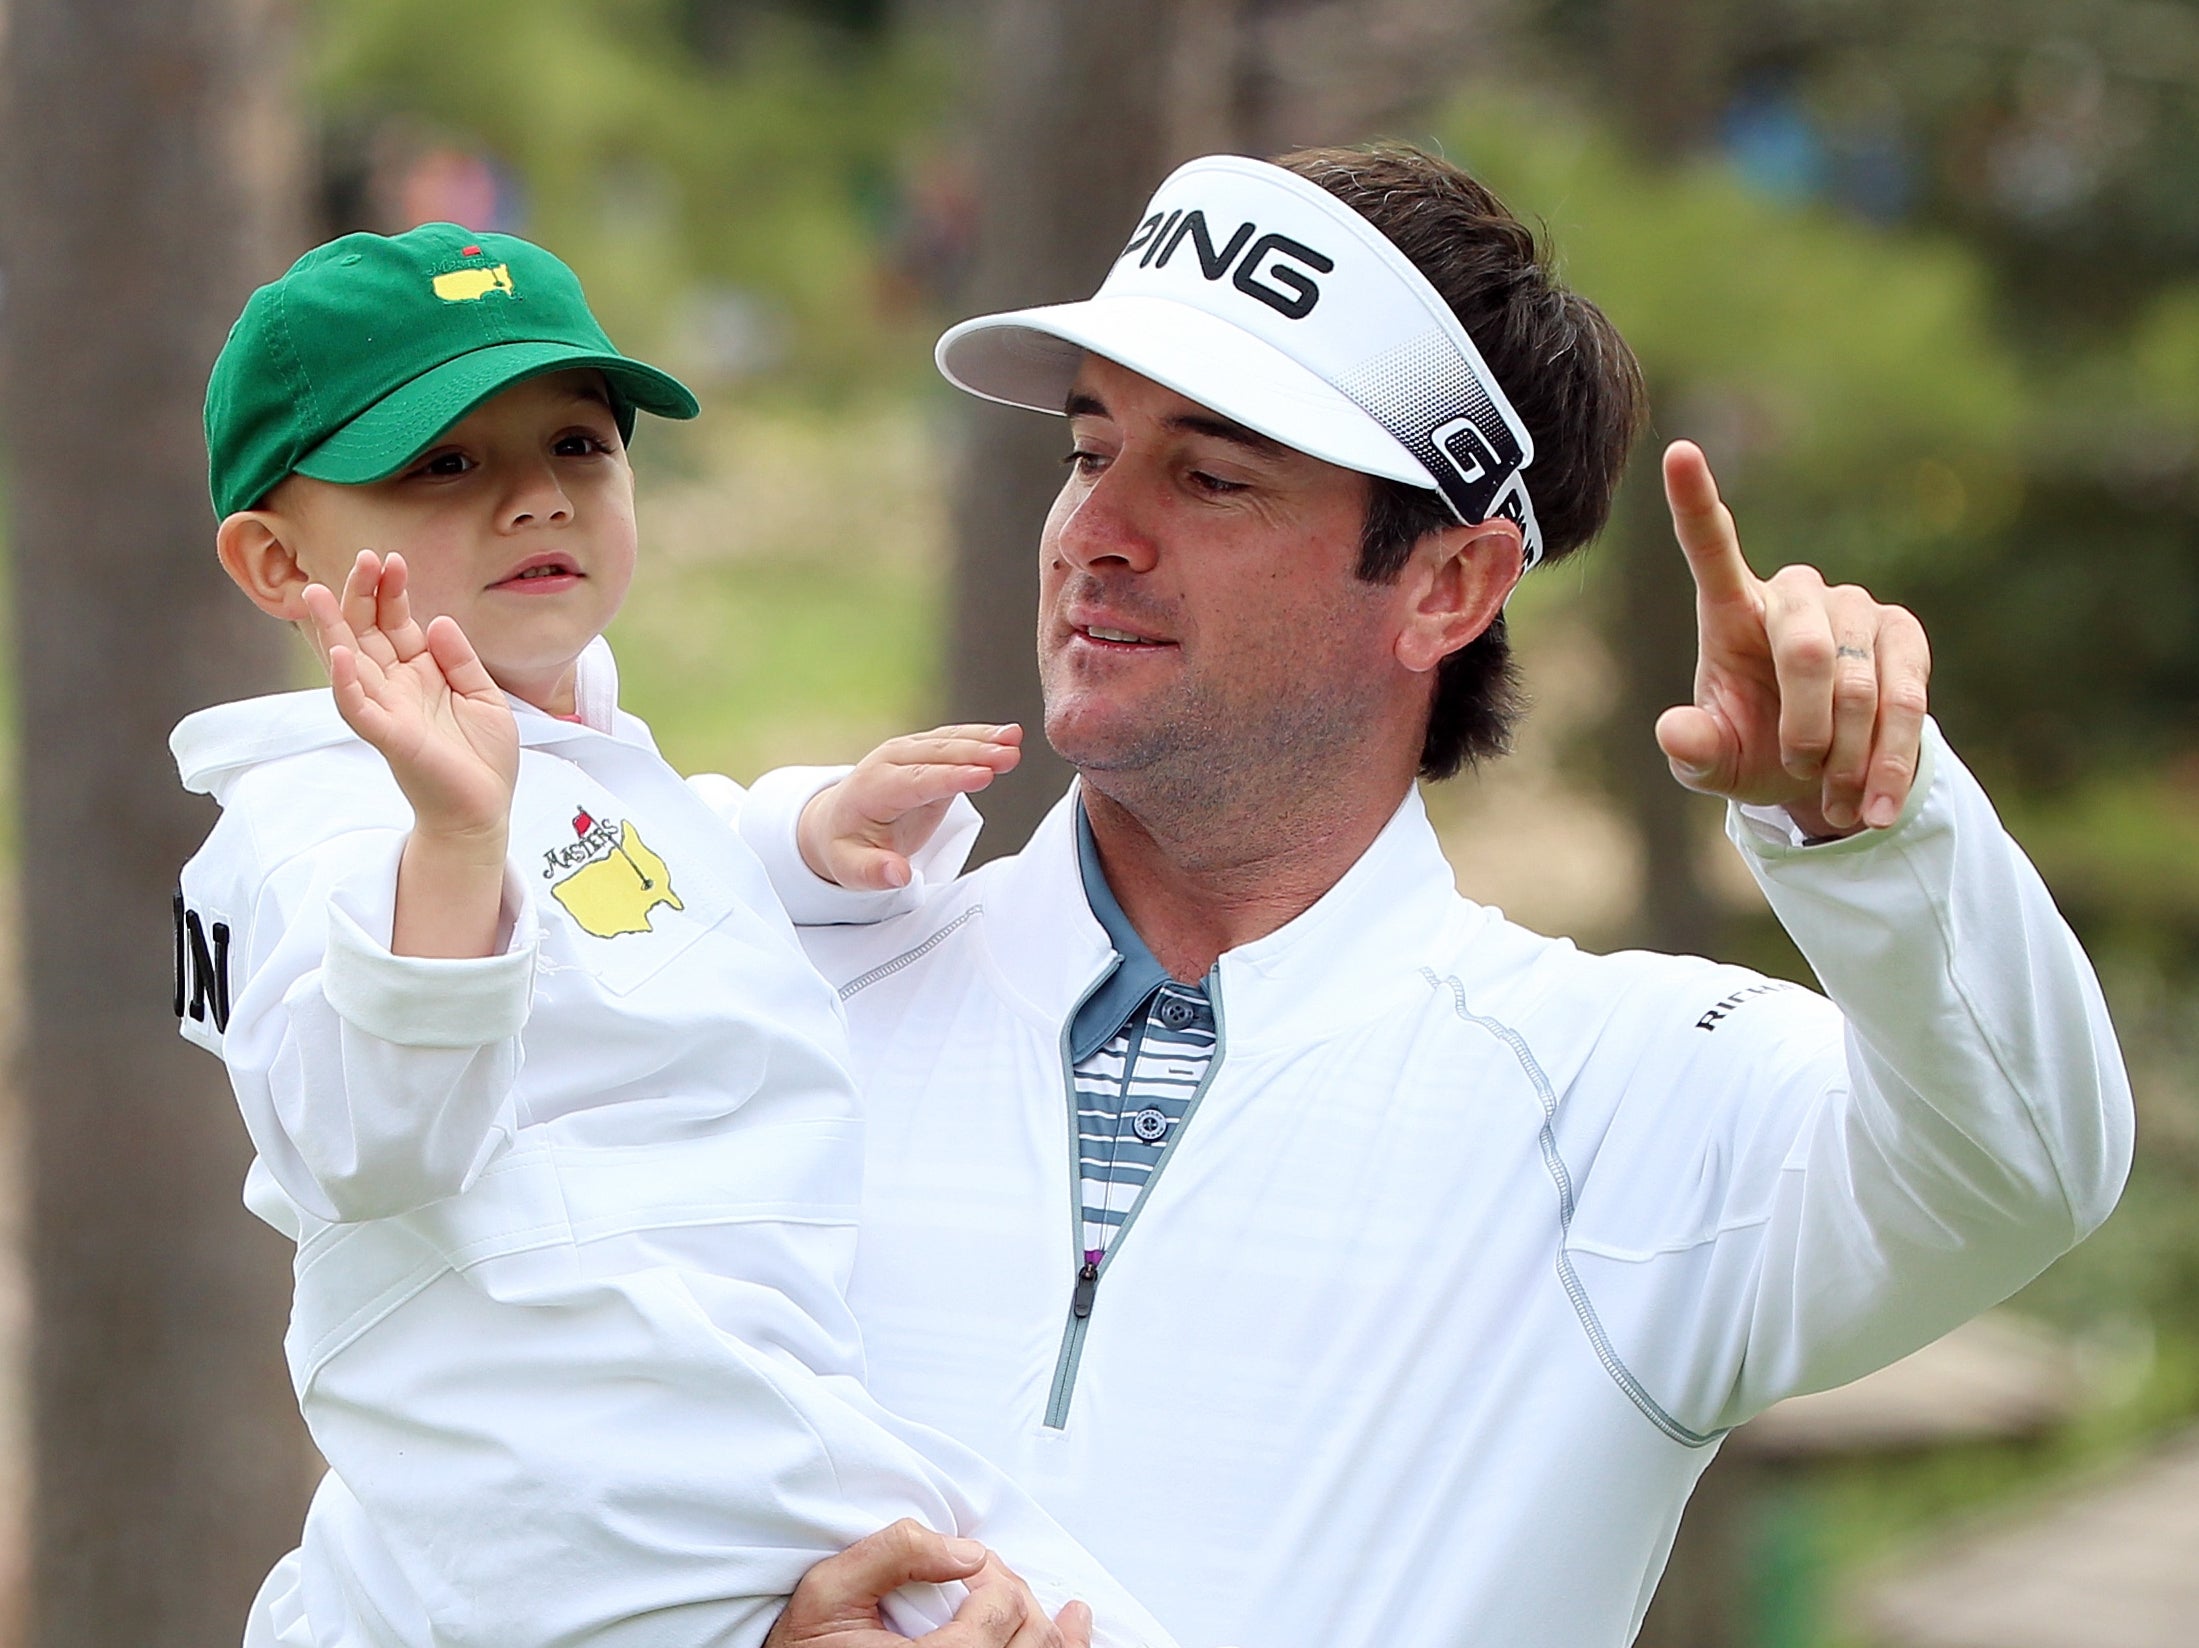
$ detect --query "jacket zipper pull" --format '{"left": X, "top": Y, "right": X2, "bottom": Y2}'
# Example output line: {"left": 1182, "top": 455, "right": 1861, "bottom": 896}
{"left": 1072, "top": 1258, "right": 1100, "bottom": 1320}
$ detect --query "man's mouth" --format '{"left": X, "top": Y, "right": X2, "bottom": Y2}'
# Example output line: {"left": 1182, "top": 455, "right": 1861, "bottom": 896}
{"left": 1080, "top": 625, "right": 1164, "bottom": 646}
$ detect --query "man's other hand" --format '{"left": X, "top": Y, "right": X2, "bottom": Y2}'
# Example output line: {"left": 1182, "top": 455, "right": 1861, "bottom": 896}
{"left": 1656, "top": 440, "right": 1931, "bottom": 838}
{"left": 763, "top": 1519, "right": 1093, "bottom": 1648}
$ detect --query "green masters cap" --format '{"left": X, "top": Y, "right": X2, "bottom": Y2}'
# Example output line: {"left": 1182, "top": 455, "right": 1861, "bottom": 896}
{"left": 205, "top": 223, "right": 700, "bottom": 517}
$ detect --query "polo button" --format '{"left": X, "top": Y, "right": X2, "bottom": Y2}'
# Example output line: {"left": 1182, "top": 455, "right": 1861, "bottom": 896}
{"left": 1132, "top": 1107, "right": 1169, "bottom": 1143}
{"left": 1158, "top": 997, "right": 1196, "bottom": 1030}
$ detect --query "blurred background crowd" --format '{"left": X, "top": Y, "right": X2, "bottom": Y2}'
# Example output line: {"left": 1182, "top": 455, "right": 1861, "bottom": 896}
{"left": 3, "top": 0, "right": 2198, "bottom": 1644}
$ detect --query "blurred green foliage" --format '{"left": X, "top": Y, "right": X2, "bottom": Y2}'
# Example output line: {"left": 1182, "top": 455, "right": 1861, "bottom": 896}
{"left": 311, "top": 0, "right": 949, "bottom": 389}
{"left": 1440, "top": 97, "right": 2025, "bottom": 582}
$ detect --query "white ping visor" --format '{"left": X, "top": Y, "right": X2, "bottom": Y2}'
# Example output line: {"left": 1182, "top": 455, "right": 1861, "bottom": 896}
{"left": 937, "top": 153, "right": 1544, "bottom": 571}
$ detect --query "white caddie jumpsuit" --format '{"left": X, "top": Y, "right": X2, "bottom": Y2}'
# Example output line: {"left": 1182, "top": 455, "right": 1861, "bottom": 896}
{"left": 173, "top": 640, "right": 1178, "bottom": 1648}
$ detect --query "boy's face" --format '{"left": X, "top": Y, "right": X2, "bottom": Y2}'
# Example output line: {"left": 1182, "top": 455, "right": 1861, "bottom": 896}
{"left": 261, "top": 370, "right": 638, "bottom": 714}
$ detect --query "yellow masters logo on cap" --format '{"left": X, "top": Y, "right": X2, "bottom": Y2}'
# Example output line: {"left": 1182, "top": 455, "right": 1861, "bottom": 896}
{"left": 432, "top": 263, "right": 515, "bottom": 302}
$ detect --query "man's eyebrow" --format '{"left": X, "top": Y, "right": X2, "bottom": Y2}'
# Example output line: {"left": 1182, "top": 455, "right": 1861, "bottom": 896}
{"left": 1165, "top": 412, "right": 1285, "bottom": 458}
{"left": 1063, "top": 391, "right": 1285, "bottom": 458}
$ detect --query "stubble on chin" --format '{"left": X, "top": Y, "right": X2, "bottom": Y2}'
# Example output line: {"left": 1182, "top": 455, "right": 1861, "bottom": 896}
{"left": 1044, "top": 662, "right": 1374, "bottom": 838}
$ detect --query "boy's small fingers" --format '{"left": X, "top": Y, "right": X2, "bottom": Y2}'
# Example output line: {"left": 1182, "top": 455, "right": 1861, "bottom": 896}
{"left": 327, "top": 650, "right": 390, "bottom": 741}
{"left": 378, "top": 554, "right": 424, "bottom": 656}
{"left": 914, "top": 722, "right": 1019, "bottom": 743}
{"left": 868, "top": 734, "right": 1021, "bottom": 774}
{"left": 424, "top": 615, "right": 499, "bottom": 698}
{"left": 300, "top": 583, "right": 341, "bottom": 644}
{"left": 825, "top": 843, "right": 914, "bottom": 891}
{"left": 873, "top": 763, "right": 1004, "bottom": 811}
{"left": 901, "top": 738, "right": 1023, "bottom": 770}
{"left": 340, "top": 550, "right": 381, "bottom": 630}
{"left": 868, "top": 725, "right": 1023, "bottom": 765}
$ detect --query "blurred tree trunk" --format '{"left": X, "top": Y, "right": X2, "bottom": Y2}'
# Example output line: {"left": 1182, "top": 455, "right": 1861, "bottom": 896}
{"left": 0, "top": 3, "right": 310, "bottom": 1645}
{"left": 1603, "top": 438, "right": 1723, "bottom": 959}
{"left": 1600, "top": 0, "right": 1732, "bottom": 962}
{"left": 944, "top": 0, "right": 1235, "bottom": 856}
{"left": 1605, "top": 0, "right": 1746, "bottom": 1642}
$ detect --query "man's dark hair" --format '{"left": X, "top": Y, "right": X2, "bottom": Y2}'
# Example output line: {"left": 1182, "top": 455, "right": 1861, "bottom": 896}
{"left": 1273, "top": 144, "right": 1648, "bottom": 780}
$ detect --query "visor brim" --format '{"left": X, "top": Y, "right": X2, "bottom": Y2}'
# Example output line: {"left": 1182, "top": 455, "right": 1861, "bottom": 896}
{"left": 937, "top": 295, "right": 1441, "bottom": 492}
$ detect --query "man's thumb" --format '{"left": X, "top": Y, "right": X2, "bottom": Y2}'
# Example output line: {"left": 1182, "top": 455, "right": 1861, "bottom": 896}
{"left": 1655, "top": 704, "right": 1728, "bottom": 791}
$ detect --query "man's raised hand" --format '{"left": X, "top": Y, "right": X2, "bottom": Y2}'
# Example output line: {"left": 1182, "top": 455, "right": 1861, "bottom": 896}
{"left": 301, "top": 550, "right": 519, "bottom": 843}
{"left": 1655, "top": 441, "right": 1931, "bottom": 838}
{"left": 797, "top": 725, "right": 1023, "bottom": 892}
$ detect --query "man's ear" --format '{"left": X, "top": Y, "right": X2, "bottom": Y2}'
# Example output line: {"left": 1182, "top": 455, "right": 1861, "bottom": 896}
{"left": 215, "top": 508, "right": 311, "bottom": 620}
{"left": 1393, "top": 519, "right": 1524, "bottom": 674}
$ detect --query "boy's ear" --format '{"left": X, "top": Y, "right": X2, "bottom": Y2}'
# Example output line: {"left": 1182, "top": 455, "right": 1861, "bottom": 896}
{"left": 1392, "top": 519, "right": 1524, "bottom": 674}
{"left": 215, "top": 509, "right": 311, "bottom": 620}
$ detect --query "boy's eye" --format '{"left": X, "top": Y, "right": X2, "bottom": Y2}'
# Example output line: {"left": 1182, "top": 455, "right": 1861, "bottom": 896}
{"left": 555, "top": 431, "right": 614, "bottom": 458}
{"left": 411, "top": 449, "right": 473, "bottom": 478}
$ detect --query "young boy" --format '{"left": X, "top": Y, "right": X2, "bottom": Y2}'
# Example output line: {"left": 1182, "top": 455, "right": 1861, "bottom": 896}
{"left": 173, "top": 225, "right": 1178, "bottom": 1648}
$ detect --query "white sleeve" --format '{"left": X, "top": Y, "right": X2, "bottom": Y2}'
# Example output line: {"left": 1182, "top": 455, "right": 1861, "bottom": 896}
{"left": 695, "top": 763, "right": 982, "bottom": 926}
{"left": 1566, "top": 721, "right": 2133, "bottom": 1436}
{"left": 216, "top": 832, "right": 538, "bottom": 1224}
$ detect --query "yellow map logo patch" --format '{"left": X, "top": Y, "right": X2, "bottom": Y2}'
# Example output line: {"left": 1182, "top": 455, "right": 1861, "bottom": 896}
{"left": 433, "top": 264, "right": 515, "bottom": 302}
{"left": 545, "top": 807, "right": 682, "bottom": 938}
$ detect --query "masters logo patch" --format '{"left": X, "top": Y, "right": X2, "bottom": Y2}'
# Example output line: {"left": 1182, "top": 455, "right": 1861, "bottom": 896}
{"left": 433, "top": 264, "right": 515, "bottom": 302}
{"left": 545, "top": 806, "right": 682, "bottom": 938}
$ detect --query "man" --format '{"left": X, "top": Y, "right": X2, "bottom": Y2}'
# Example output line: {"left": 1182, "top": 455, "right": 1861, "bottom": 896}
{"left": 750, "top": 145, "right": 2131, "bottom": 1648}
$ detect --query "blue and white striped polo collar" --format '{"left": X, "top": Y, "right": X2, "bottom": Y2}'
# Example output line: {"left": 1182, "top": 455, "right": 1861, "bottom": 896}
{"left": 1070, "top": 801, "right": 1192, "bottom": 1064}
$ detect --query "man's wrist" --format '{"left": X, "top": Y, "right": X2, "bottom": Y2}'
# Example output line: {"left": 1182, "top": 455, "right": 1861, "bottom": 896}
{"left": 1779, "top": 797, "right": 1863, "bottom": 844}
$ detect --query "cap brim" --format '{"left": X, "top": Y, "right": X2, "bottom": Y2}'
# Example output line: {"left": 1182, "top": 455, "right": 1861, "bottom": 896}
{"left": 937, "top": 295, "right": 1439, "bottom": 490}
{"left": 294, "top": 341, "right": 700, "bottom": 485}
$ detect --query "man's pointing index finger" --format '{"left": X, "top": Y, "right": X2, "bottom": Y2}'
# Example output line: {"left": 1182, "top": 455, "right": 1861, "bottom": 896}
{"left": 1662, "top": 440, "right": 1756, "bottom": 607}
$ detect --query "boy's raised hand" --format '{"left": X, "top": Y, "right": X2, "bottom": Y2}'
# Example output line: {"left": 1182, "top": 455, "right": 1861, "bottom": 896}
{"left": 302, "top": 550, "right": 520, "bottom": 843}
{"left": 798, "top": 725, "right": 1023, "bottom": 892}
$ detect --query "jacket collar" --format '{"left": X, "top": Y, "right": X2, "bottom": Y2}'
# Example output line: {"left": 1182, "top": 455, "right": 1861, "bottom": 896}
{"left": 172, "top": 637, "right": 649, "bottom": 800}
{"left": 982, "top": 780, "right": 1470, "bottom": 1055}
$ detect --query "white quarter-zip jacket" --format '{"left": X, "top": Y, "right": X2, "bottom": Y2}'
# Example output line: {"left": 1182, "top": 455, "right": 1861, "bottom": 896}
{"left": 172, "top": 642, "right": 1176, "bottom": 1648}
{"left": 747, "top": 724, "right": 2132, "bottom": 1648}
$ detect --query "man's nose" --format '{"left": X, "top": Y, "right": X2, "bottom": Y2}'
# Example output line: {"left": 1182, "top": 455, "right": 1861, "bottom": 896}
{"left": 1051, "top": 463, "right": 1160, "bottom": 575}
{"left": 502, "top": 461, "right": 574, "bottom": 530}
